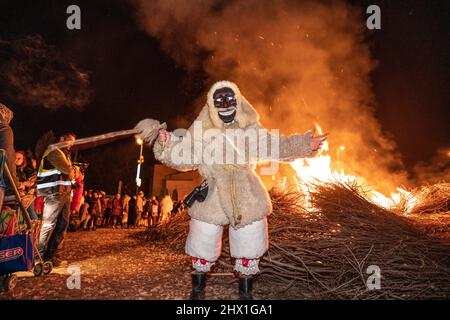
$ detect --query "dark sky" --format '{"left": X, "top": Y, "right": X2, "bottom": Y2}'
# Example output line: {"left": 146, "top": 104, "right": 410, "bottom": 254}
{"left": 364, "top": 0, "right": 450, "bottom": 165}
{"left": 0, "top": 0, "right": 449, "bottom": 192}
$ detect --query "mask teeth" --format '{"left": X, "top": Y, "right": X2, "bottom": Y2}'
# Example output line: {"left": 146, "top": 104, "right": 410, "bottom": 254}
{"left": 218, "top": 108, "right": 236, "bottom": 116}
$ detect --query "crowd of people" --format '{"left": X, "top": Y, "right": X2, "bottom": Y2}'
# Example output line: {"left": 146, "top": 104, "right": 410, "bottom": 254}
{"left": 13, "top": 134, "right": 187, "bottom": 233}
{"left": 9, "top": 130, "right": 187, "bottom": 238}
{"left": 70, "top": 190, "right": 186, "bottom": 231}
{"left": 0, "top": 102, "right": 186, "bottom": 268}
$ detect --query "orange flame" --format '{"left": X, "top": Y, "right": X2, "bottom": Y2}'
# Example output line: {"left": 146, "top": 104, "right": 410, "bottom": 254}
{"left": 289, "top": 124, "right": 417, "bottom": 212}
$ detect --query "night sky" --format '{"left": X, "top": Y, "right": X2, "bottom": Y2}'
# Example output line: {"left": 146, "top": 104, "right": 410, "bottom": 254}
{"left": 0, "top": 0, "right": 449, "bottom": 193}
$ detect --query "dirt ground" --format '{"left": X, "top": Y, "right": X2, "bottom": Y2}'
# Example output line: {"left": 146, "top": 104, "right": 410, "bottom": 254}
{"left": 0, "top": 228, "right": 282, "bottom": 300}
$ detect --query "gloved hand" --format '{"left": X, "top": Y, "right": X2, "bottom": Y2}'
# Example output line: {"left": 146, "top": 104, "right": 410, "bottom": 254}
{"left": 134, "top": 119, "right": 167, "bottom": 144}
{"left": 157, "top": 129, "right": 171, "bottom": 145}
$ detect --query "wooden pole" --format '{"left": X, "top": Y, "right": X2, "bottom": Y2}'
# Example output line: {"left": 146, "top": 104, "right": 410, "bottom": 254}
{"left": 117, "top": 180, "right": 123, "bottom": 195}
{"left": 49, "top": 129, "right": 140, "bottom": 151}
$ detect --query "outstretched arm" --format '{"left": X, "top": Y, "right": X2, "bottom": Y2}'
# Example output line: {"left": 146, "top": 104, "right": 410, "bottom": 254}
{"left": 256, "top": 124, "right": 327, "bottom": 163}
{"left": 134, "top": 119, "right": 198, "bottom": 172}
{"left": 153, "top": 129, "right": 198, "bottom": 172}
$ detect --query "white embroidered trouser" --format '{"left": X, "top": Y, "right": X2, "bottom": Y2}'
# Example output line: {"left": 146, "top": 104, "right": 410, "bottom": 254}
{"left": 185, "top": 218, "right": 269, "bottom": 275}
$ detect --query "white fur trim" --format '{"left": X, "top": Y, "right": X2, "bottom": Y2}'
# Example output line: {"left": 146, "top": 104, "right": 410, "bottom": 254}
{"left": 206, "top": 80, "right": 259, "bottom": 129}
{"left": 229, "top": 218, "right": 269, "bottom": 258}
{"left": 207, "top": 81, "right": 242, "bottom": 105}
{"left": 185, "top": 218, "right": 224, "bottom": 261}
{"left": 192, "top": 259, "right": 215, "bottom": 273}
{"left": 234, "top": 258, "right": 260, "bottom": 276}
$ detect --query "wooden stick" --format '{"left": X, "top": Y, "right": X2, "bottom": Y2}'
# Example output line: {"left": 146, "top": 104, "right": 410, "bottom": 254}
{"left": 49, "top": 129, "right": 140, "bottom": 151}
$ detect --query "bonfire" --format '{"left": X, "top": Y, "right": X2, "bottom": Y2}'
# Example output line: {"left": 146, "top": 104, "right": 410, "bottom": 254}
{"left": 148, "top": 181, "right": 449, "bottom": 299}
{"left": 147, "top": 126, "right": 449, "bottom": 299}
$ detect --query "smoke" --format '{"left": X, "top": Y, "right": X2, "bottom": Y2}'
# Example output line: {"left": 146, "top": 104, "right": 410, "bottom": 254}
{"left": 0, "top": 35, "right": 91, "bottom": 110}
{"left": 412, "top": 147, "right": 450, "bottom": 186}
{"left": 134, "top": 0, "right": 407, "bottom": 192}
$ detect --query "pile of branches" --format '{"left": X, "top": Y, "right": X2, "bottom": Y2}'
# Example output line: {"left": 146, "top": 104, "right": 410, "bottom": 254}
{"left": 406, "top": 183, "right": 450, "bottom": 240}
{"left": 260, "top": 183, "right": 450, "bottom": 299}
{"left": 410, "top": 183, "right": 450, "bottom": 215}
{"left": 148, "top": 182, "right": 450, "bottom": 299}
{"left": 147, "top": 211, "right": 190, "bottom": 251}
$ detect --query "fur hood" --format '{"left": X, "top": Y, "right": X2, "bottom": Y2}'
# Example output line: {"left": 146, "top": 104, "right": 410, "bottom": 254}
{"left": 198, "top": 80, "right": 259, "bottom": 130}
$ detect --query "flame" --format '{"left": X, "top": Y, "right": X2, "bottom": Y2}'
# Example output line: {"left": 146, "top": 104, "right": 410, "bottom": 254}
{"left": 289, "top": 124, "right": 417, "bottom": 212}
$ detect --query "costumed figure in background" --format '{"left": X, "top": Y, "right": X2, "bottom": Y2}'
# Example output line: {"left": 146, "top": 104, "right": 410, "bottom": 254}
{"left": 159, "top": 194, "right": 173, "bottom": 225}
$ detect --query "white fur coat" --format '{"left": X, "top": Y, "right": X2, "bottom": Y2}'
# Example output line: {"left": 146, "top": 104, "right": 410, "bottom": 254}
{"left": 153, "top": 81, "right": 314, "bottom": 228}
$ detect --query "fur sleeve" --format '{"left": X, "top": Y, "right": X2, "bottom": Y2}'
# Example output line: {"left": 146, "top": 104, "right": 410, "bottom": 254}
{"left": 153, "top": 133, "right": 199, "bottom": 172}
{"left": 255, "top": 124, "right": 315, "bottom": 163}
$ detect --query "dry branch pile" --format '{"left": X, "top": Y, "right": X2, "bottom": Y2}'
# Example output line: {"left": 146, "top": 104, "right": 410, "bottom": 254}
{"left": 148, "top": 182, "right": 450, "bottom": 299}
{"left": 406, "top": 183, "right": 450, "bottom": 240}
{"left": 411, "top": 183, "right": 450, "bottom": 215}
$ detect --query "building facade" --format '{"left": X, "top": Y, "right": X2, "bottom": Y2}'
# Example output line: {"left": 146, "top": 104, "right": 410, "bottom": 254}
{"left": 150, "top": 164, "right": 202, "bottom": 200}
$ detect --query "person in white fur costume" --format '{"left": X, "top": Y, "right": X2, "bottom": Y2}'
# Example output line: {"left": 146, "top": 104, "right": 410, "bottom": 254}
{"left": 159, "top": 195, "right": 173, "bottom": 224}
{"left": 136, "top": 81, "right": 326, "bottom": 299}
